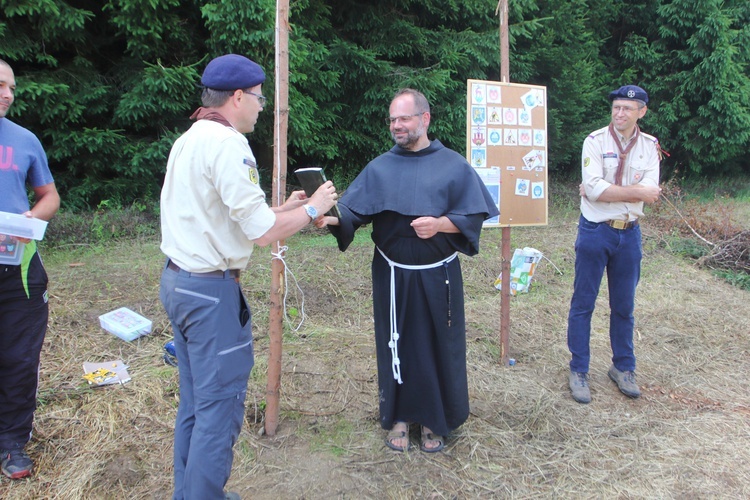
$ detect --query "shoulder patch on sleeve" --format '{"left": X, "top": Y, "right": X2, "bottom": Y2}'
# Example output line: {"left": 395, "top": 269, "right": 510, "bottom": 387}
{"left": 242, "top": 158, "right": 260, "bottom": 184}
{"left": 583, "top": 157, "right": 590, "bottom": 167}
{"left": 243, "top": 158, "right": 259, "bottom": 184}
{"left": 248, "top": 167, "right": 259, "bottom": 184}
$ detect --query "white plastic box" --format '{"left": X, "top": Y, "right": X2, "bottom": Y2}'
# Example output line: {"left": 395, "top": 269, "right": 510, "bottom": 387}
{"left": 0, "top": 211, "right": 48, "bottom": 240}
{"left": 0, "top": 211, "right": 49, "bottom": 266}
{"left": 99, "top": 307, "right": 152, "bottom": 342}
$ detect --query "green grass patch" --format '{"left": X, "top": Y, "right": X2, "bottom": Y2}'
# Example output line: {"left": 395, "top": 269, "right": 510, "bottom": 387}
{"left": 663, "top": 235, "right": 712, "bottom": 259}
{"left": 234, "top": 436, "right": 257, "bottom": 462}
{"left": 305, "top": 416, "right": 354, "bottom": 457}
{"left": 250, "top": 357, "right": 269, "bottom": 383}
{"left": 713, "top": 270, "right": 750, "bottom": 291}
{"left": 45, "top": 204, "right": 160, "bottom": 248}
{"left": 676, "top": 174, "right": 750, "bottom": 201}
{"left": 292, "top": 225, "right": 373, "bottom": 249}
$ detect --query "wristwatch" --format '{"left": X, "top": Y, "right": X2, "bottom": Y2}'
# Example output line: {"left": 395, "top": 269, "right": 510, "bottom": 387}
{"left": 303, "top": 204, "right": 318, "bottom": 220}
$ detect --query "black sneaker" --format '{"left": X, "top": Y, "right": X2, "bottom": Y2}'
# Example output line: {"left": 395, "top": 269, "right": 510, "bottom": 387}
{"left": 1, "top": 448, "right": 33, "bottom": 479}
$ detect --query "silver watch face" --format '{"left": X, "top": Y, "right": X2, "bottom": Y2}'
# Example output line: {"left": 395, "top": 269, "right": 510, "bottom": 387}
{"left": 305, "top": 204, "right": 318, "bottom": 218}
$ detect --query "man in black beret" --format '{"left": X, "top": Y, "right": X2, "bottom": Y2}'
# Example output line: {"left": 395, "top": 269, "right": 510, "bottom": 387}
{"left": 159, "top": 54, "right": 337, "bottom": 499}
{"left": 566, "top": 84, "right": 662, "bottom": 404}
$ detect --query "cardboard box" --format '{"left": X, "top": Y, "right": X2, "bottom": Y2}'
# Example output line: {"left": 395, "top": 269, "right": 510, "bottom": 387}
{"left": 99, "top": 307, "right": 152, "bottom": 342}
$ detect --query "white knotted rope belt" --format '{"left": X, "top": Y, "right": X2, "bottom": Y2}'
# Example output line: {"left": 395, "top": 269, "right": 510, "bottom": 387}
{"left": 377, "top": 247, "right": 458, "bottom": 384}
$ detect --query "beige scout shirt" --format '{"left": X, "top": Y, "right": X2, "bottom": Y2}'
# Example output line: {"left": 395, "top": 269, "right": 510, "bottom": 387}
{"left": 580, "top": 125, "right": 660, "bottom": 223}
{"left": 160, "top": 119, "right": 276, "bottom": 272}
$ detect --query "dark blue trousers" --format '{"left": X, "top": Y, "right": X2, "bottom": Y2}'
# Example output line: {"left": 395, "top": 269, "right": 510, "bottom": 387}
{"left": 567, "top": 215, "right": 642, "bottom": 374}
{"left": 0, "top": 251, "right": 49, "bottom": 450}
{"left": 159, "top": 261, "right": 253, "bottom": 500}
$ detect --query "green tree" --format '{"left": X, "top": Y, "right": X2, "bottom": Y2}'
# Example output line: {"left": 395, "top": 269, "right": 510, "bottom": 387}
{"left": 3, "top": 0, "right": 747, "bottom": 210}
{"left": 1, "top": 0, "right": 209, "bottom": 209}
{"left": 509, "top": 0, "right": 623, "bottom": 171}
{"left": 618, "top": 0, "right": 750, "bottom": 176}
{"left": 282, "top": 0, "right": 502, "bottom": 183}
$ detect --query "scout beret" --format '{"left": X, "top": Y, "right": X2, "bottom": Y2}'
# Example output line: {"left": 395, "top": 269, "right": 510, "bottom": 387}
{"left": 201, "top": 54, "right": 266, "bottom": 91}
{"left": 608, "top": 85, "right": 649, "bottom": 104}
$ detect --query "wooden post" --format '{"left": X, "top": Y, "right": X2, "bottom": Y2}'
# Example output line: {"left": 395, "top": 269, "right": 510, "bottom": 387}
{"left": 497, "top": 0, "right": 511, "bottom": 366}
{"left": 499, "top": 0, "right": 510, "bottom": 84}
{"left": 265, "top": 0, "right": 290, "bottom": 437}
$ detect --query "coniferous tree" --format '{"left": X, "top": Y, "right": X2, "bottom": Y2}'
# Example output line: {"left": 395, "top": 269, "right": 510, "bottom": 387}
{"left": 2, "top": 0, "right": 748, "bottom": 209}
{"left": 618, "top": 0, "right": 750, "bottom": 176}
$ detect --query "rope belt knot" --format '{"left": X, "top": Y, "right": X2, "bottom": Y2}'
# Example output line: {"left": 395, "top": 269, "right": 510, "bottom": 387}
{"left": 376, "top": 247, "right": 458, "bottom": 384}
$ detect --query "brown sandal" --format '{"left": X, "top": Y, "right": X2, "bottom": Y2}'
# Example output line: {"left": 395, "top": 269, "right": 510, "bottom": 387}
{"left": 420, "top": 426, "right": 445, "bottom": 453}
{"left": 385, "top": 423, "right": 410, "bottom": 452}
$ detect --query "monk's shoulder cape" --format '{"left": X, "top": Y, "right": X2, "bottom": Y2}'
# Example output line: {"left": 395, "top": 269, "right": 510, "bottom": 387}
{"left": 340, "top": 140, "right": 498, "bottom": 219}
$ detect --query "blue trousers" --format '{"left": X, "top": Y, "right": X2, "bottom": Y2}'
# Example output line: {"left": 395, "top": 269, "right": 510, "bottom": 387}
{"left": 0, "top": 251, "right": 48, "bottom": 450}
{"left": 567, "top": 215, "right": 642, "bottom": 374}
{"left": 159, "top": 261, "right": 253, "bottom": 500}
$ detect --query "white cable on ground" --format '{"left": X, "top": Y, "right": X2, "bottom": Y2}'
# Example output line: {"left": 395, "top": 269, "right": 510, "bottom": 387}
{"left": 542, "top": 254, "right": 564, "bottom": 275}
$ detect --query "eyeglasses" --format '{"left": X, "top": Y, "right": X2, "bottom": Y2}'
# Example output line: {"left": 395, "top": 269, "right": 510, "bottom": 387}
{"left": 243, "top": 90, "right": 267, "bottom": 107}
{"left": 385, "top": 112, "right": 424, "bottom": 125}
{"left": 612, "top": 105, "right": 643, "bottom": 114}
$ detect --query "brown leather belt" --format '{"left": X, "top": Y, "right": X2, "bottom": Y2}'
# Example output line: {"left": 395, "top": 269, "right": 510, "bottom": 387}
{"left": 167, "top": 260, "right": 240, "bottom": 279}
{"left": 606, "top": 219, "right": 638, "bottom": 230}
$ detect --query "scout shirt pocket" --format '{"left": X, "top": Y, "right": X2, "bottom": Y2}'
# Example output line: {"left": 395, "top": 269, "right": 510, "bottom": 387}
{"left": 602, "top": 153, "right": 619, "bottom": 183}
{"left": 629, "top": 160, "right": 647, "bottom": 185}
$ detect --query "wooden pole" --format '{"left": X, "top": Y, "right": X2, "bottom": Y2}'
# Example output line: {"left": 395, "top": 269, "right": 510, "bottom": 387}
{"left": 265, "top": 0, "right": 290, "bottom": 436}
{"left": 498, "top": 0, "right": 511, "bottom": 366}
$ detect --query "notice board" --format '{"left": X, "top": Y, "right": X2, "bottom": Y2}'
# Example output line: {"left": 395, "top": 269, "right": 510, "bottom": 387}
{"left": 466, "top": 79, "right": 548, "bottom": 227}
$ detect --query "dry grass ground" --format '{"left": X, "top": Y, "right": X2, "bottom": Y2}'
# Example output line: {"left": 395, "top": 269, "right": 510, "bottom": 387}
{"left": 2, "top": 195, "right": 750, "bottom": 499}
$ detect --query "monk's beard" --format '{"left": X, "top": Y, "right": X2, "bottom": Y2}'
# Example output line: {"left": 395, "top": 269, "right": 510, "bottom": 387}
{"left": 392, "top": 122, "right": 425, "bottom": 149}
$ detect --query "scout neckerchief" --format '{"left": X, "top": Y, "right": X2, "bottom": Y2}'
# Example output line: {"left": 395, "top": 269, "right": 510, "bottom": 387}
{"left": 189, "top": 107, "right": 232, "bottom": 127}
{"left": 608, "top": 122, "right": 640, "bottom": 186}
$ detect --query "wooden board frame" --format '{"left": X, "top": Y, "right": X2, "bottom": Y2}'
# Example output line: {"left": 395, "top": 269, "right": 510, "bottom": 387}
{"left": 466, "top": 79, "right": 549, "bottom": 227}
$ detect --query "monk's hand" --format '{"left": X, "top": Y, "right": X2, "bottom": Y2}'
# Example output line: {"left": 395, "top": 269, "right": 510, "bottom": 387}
{"left": 315, "top": 216, "right": 338, "bottom": 228}
{"left": 410, "top": 216, "right": 439, "bottom": 239}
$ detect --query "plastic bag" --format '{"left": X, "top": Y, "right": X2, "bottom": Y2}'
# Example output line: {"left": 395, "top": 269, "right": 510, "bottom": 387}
{"left": 494, "top": 247, "right": 543, "bottom": 295}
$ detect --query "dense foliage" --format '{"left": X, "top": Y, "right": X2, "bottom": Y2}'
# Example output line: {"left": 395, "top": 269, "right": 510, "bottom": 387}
{"left": 1, "top": 0, "right": 748, "bottom": 209}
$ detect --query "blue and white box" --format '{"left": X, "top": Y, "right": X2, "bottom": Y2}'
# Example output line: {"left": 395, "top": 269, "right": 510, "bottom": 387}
{"left": 99, "top": 307, "right": 152, "bottom": 342}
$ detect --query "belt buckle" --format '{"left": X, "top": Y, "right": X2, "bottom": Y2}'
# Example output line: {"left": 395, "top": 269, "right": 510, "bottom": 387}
{"left": 610, "top": 220, "right": 627, "bottom": 230}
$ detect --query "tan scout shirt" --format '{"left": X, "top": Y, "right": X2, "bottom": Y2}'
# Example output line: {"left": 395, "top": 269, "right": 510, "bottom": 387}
{"left": 580, "top": 125, "right": 660, "bottom": 223}
{"left": 160, "top": 119, "right": 276, "bottom": 272}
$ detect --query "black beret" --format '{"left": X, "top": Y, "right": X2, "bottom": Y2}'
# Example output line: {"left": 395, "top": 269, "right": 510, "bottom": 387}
{"left": 608, "top": 85, "right": 648, "bottom": 104}
{"left": 201, "top": 54, "right": 266, "bottom": 91}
